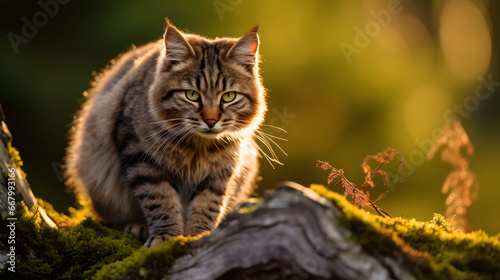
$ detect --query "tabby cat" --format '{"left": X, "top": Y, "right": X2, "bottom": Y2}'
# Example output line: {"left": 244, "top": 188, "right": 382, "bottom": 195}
{"left": 65, "top": 22, "right": 267, "bottom": 247}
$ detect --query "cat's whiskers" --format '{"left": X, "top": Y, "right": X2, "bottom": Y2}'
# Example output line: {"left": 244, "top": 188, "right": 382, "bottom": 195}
{"left": 232, "top": 119, "right": 288, "bottom": 135}
{"left": 164, "top": 127, "right": 195, "bottom": 159}
{"left": 253, "top": 141, "right": 278, "bottom": 168}
{"left": 230, "top": 119, "right": 288, "bottom": 168}
{"left": 159, "top": 125, "right": 194, "bottom": 157}
{"left": 233, "top": 119, "right": 288, "bottom": 133}
{"left": 145, "top": 122, "right": 184, "bottom": 145}
{"left": 157, "top": 129, "right": 185, "bottom": 159}
{"left": 145, "top": 121, "right": 185, "bottom": 142}
{"left": 171, "top": 127, "right": 194, "bottom": 152}
{"left": 253, "top": 133, "right": 282, "bottom": 166}
{"left": 256, "top": 130, "right": 288, "bottom": 141}
{"left": 259, "top": 123, "right": 288, "bottom": 133}
{"left": 185, "top": 129, "right": 196, "bottom": 146}
{"left": 149, "top": 118, "right": 188, "bottom": 125}
{"left": 145, "top": 122, "right": 185, "bottom": 158}
{"left": 153, "top": 124, "right": 191, "bottom": 159}
{"left": 255, "top": 130, "right": 288, "bottom": 156}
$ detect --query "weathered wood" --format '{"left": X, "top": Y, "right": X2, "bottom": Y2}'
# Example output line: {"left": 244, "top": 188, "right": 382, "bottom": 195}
{"left": 164, "top": 182, "right": 416, "bottom": 280}
{"left": 0, "top": 104, "right": 56, "bottom": 228}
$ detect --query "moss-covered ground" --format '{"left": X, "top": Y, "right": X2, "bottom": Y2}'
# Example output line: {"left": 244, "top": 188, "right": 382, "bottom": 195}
{"left": 0, "top": 200, "right": 141, "bottom": 280}
{"left": 94, "top": 234, "right": 205, "bottom": 280}
{"left": 0, "top": 196, "right": 204, "bottom": 280}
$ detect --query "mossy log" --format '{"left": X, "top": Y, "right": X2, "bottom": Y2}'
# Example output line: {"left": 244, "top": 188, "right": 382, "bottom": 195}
{"left": 164, "top": 182, "right": 417, "bottom": 280}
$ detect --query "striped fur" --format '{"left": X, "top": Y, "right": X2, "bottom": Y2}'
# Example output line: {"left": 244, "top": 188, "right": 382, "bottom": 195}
{"left": 65, "top": 23, "right": 265, "bottom": 247}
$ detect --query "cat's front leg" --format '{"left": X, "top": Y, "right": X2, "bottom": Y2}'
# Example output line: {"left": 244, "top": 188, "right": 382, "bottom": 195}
{"left": 133, "top": 182, "right": 184, "bottom": 247}
{"left": 185, "top": 180, "right": 228, "bottom": 236}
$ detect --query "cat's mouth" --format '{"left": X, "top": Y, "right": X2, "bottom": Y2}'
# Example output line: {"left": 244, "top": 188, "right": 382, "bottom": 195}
{"left": 197, "top": 129, "right": 222, "bottom": 139}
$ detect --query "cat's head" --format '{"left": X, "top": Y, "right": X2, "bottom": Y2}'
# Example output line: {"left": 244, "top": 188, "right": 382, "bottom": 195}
{"left": 149, "top": 22, "right": 266, "bottom": 141}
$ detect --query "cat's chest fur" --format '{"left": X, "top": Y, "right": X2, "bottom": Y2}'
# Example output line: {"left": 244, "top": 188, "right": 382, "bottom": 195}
{"left": 156, "top": 139, "right": 240, "bottom": 200}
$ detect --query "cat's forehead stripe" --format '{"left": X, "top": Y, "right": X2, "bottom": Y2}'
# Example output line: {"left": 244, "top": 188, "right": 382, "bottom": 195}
{"left": 198, "top": 42, "right": 225, "bottom": 94}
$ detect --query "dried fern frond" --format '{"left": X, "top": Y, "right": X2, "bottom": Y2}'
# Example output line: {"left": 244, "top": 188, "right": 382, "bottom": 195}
{"left": 427, "top": 120, "right": 474, "bottom": 169}
{"left": 317, "top": 160, "right": 375, "bottom": 211}
{"left": 361, "top": 147, "right": 403, "bottom": 191}
{"left": 317, "top": 147, "right": 403, "bottom": 218}
{"left": 427, "top": 120, "right": 478, "bottom": 232}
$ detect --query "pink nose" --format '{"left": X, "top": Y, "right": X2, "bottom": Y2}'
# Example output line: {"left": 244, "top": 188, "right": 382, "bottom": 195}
{"left": 204, "top": 119, "right": 217, "bottom": 128}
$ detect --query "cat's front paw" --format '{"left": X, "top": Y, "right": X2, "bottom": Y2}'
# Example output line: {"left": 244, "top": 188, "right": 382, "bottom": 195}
{"left": 144, "top": 234, "right": 174, "bottom": 247}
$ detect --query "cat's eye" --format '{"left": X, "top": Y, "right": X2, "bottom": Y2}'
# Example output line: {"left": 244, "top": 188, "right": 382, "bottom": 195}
{"left": 185, "top": 90, "right": 200, "bottom": 101}
{"left": 221, "top": 91, "right": 237, "bottom": 103}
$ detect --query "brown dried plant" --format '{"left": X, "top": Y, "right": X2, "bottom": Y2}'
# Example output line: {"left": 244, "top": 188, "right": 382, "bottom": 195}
{"left": 427, "top": 120, "right": 478, "bottom": 232}
{"left": 317, "top": 147, "right": 403, "bottom": 218}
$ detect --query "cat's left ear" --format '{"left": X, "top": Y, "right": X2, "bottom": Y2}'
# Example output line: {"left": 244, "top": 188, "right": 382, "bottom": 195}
{"left": 227, "top": 26, "right": 259, "bottom": 65}
{"left": 163, "top": 21, "right": 196, "bottom": 61}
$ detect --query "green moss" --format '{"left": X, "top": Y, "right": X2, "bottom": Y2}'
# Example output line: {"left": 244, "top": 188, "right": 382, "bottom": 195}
{"left": 310, "top": 184, "right": 500, "bottom": 280}
{"left": 0, "top": 195, "right": 203, "bottom": 279}
{"left": 236, "top": 200, "right": 262, "bottom": 214}
{"left": 0, "top": 201, "right": 141, "bottom": 280}
{"left": 95, "top": 234, "right": 205, "bottom": 280}
{"left": 5, "top": 142, "right": 26, "bottom": 178}
{"left": 238, "top": 204, "right": 258, "bottom": 214}
{"left": 37, "top": 195, "right": 95, "bottom": 228}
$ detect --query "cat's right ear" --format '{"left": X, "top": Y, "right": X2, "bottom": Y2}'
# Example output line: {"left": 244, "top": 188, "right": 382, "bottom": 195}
{"left": 163, "top": 21, "right": 195, "bottom": 61}
{"left": 227, "top": 26, "right": 259, "bottom": 65}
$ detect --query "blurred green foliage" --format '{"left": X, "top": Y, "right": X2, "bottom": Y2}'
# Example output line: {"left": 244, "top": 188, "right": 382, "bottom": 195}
{"left": 1, "top": 0, "right": 499, "bottom": 234}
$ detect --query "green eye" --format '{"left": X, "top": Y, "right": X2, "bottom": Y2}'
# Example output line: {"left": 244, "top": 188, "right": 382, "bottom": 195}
{"left": 185, "top": 90, "right": 200, "bottom": 101}
{"left": 221, "top": 91, "right": 237, "bottom": 103}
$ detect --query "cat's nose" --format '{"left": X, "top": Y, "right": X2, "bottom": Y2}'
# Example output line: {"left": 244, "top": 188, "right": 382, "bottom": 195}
{"left": 201, "top": 109, "right": 220, "bottom": 129}
{"left": 204, "top": 119, "right": 218, "bottom": 128}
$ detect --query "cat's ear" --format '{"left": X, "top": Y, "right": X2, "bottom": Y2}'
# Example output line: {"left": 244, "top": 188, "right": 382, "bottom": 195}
{"left": 227, "top": 26, "right": 259, "bottom": 65}
{"left": 163, "top": 21, "right": 195, "bottom": 61}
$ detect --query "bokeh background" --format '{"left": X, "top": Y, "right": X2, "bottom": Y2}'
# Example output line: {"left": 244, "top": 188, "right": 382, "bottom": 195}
{"left": 1, "top": 0, "right": 499, "bottom": 234}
